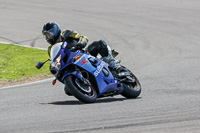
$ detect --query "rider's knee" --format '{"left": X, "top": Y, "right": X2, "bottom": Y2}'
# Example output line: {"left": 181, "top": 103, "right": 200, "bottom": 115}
{"left": 87, "top": 41, "right": 99, "bottom": 57}
{"left": 88, "top": 40, "right": 109, "bottom": 57}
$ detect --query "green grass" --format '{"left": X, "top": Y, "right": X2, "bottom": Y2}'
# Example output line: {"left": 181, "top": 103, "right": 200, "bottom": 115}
{"left": 0, "top": 43, "right": 51, "bottom": 81}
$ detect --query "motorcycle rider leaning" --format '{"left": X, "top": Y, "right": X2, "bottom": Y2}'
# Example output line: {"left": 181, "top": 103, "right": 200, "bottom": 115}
{"left": 42, "top": 21, "right": 117, "bottom": 70}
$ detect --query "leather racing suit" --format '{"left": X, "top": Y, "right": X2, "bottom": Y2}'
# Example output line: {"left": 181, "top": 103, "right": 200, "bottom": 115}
{"left": 48, "top": 29, "right": 116, "bottom": 69}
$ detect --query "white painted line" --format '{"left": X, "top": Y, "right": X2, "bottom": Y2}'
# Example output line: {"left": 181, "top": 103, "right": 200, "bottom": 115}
{"left": 0, "top": 78, "right": 54, "bottom": 90}
{"left": 0, "top": 41, "right": 47, "bottom": 50}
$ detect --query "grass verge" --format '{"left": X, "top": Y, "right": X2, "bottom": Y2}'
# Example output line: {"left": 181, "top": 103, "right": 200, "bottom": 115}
{"left": 0, "top": 43, "right": 52, "bottom": 87}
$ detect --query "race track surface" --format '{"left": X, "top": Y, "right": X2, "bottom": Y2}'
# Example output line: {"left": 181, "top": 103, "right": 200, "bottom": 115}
{"left": 1, "top": 0, "right": 200, "bottom": 132}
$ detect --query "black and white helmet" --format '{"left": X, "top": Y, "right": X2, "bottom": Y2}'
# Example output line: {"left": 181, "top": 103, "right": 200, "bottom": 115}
{"left": 42, "top": 21, "right": 61, "bottom": 45}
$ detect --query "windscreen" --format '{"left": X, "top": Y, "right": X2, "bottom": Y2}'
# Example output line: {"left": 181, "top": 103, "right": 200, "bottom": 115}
{"left": 50, "top": 42, "right": 62, "bottom": 61}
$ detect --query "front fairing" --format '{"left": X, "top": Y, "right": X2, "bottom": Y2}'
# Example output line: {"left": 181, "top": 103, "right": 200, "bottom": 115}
{"left": 50, "top": 42, "right": 80, "bottom": 75}
{"left": 73, "top": 55, "right": 119, "bottom": 94}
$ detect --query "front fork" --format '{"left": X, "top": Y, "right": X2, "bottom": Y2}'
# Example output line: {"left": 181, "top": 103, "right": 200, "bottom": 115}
{"left": 75, "top": 67, "right": 91, "bottom": 86}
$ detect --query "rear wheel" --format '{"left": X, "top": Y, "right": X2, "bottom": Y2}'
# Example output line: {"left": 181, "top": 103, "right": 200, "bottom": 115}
{"left": 64, "top": 75, "right": 97, "bottom": 103}
{"left": 119, "top": 66, "right": 141, "bottom": 98}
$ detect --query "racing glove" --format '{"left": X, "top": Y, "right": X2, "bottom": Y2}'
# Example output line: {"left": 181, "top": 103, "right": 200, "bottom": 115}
{"left": 70, "top": 42, "right": 86, "bottom": 52}
{"left": 76, "top": 42, "right": 86, "bottom": 49}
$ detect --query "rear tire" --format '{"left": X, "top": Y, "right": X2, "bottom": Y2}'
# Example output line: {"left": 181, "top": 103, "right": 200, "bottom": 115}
{"left": 118, "top": 66, "right": 141, "bottom": 98}
{"left": 121, "top": 74, "right": 141, "bottom": 98}
{"left": 64, "top": 75, "right": 97, "bottom": 103}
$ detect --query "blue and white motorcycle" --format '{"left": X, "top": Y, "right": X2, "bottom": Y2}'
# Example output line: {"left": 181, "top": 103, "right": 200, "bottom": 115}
{"left": 36, "top": 42, "right": 141, "bottom": 103}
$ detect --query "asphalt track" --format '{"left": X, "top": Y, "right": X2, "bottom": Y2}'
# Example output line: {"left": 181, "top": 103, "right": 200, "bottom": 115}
{"left": 1, "top": 0, "right": 200, "bottom": 132}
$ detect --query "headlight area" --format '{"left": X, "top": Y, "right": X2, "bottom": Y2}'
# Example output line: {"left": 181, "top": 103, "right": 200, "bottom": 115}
{"left": 51, "top": 54, "right": 61, "bottom": 71}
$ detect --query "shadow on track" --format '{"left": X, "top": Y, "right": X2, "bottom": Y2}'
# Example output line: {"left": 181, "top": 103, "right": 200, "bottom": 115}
{"left": 45, "top": 97, "right": 141, "bottom": 105}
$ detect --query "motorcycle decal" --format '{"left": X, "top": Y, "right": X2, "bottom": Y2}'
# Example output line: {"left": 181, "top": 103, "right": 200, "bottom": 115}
{"left": 81, "top": 59, "right": 87, "bottom": 66}
{"left": 94, "top": 62, "right": 104, "bottom": 77}
{"left": 74, "top": 54, "right": 86, "bottom": 64}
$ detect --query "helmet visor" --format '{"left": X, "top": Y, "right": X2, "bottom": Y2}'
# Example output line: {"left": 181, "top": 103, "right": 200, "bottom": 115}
{"left": 43, "top": 31, "right": 53, "bottom": 41}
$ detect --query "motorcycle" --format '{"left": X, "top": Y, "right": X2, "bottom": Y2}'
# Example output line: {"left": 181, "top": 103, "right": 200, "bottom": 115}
{"left": 36, "top": 42, "right": 141, "bottom": 103}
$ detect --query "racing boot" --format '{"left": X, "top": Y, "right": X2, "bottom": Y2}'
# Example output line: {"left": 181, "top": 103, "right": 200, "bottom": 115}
{"left": 102, "top": 45, "right": 117, "bottom": 69}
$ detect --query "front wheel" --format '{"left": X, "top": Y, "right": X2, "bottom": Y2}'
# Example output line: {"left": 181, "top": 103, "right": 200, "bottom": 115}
{"left": 64, "top": 75, "right": 97, "bottom": 103}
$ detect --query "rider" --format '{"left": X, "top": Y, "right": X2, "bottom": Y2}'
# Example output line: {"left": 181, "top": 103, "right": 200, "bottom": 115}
{"left": 42, "top": 21, "right": 117, "bottom": 70}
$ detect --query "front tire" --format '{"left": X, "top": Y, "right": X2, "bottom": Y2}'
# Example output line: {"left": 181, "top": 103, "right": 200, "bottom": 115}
{"left": 64, "top": 75, "right": 97, "bottom": 103}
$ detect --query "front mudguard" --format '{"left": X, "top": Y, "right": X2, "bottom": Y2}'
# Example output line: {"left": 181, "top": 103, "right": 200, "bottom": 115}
{"left": 61, "top": 70, "right": 78, "bottom": 82}
{"left": 61, "top": 69, "right": 86, "bottom": 84}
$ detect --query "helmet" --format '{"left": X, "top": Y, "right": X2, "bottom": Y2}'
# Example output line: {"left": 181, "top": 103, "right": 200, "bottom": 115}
{"left": 42, "top": 21, "right": 61, "bottom": 45}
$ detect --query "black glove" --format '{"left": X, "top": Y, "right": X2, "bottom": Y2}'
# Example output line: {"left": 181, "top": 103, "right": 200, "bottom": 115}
{"left": 70, "top": 43, "right": 85, "bottom": 52}
{"left": 76, "top": 42, "right": 86, "bottom": 49}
